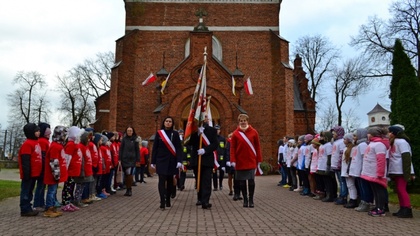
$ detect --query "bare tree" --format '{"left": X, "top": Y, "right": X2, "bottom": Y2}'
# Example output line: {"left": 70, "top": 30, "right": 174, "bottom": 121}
{"left": 333, "top": 57, "right": 370, "bottom": 126}
{"left": 293, "top": 35, "right": 340, "bottom": 102}
{"left": 342, "top": 108, "right": 362, "bottom": 133}
{"left": 350, "top": 0, "right": 420, "bottom": 78}
{"left": 315, "top": 103, "right": 338, "bottom": 132}
{"left": 57, "top": 74, "right": 95, "bottom": 127}
{"left": 70, "top": 51, "right": 114, "bottom": 98}
{"left": 7, "top": 71, "right": 50, "bottom": 124}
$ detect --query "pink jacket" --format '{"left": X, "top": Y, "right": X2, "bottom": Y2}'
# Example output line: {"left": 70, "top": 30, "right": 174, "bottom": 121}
{"left": 361, "top": 137, "right": 390, "bottom": 188}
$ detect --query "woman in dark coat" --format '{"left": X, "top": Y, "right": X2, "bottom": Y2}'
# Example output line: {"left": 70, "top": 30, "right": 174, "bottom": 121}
{"left": 151, "top": 116, "right": 182, "bottom": 210}
{"left": 118, "top": 126, "right": 140, "bottom": 196}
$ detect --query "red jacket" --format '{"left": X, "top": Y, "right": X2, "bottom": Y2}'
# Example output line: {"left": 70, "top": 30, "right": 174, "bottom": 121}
{"left": 140, "top": 147, "right": 149, "bottom": 165}
{"left": 100, "top": 145, "right": 112, "bottom": 174}
{"left": 79, "top": 143, "right": 93, "bottom": 177}
{"left": 230, "top": 125, "right": 262, "bottom": 170}
{"left": 44, "top": 141, "right": 67, "bottom": 184}
{"left": 111, "top": 142, "right": 119, "bottom": 168}
{"left": 18, "top": 139, "right": 42, "bottom": 179}
{"left": 65, "top": 141, "right": 82, "bottom": 177}
{"left": 89, "top": 141, "right": 99, "bottom": 168}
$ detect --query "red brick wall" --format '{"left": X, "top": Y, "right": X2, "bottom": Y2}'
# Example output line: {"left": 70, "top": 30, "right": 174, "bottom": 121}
{"left": 96, "top": 0, "right": 315, "bottom": 166}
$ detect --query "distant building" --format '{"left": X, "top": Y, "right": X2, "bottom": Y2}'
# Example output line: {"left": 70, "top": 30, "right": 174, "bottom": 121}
{"left": 367, "top": 103, "right": 390, "bottom": 127}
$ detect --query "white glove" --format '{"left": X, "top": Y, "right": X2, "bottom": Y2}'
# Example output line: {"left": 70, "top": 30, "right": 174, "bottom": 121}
{"left": 258, "top": 162, "right": 261, "bottom": 169}
{"left": 226, "top": 161, "right": 231, "bottom": 167}
{"left": 176, "top": 162, "right": 182, "bottom": 169}
{"left": 151, "top": 164, "right": 156, "bottom": 169}
{"left": 221, "top": 167, "right": 225, "bottom": 172}
{"left": 197, "top": 148, "right": 205, "bottom": 156}
{"left": 198, "top": 126, "right": 205, "bottom": 135}
{"left": 231, "top": 162, "right": 236, "bottom": 168}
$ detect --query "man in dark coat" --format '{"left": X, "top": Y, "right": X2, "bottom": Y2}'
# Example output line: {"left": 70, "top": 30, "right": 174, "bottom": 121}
{"left": 189, "top": 116, "right": 218, "bottom": 209}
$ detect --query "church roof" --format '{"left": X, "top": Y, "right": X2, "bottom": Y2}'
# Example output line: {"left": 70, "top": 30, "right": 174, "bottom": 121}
{"left": 367, "top": 103, "right": 390, "bottom": 115}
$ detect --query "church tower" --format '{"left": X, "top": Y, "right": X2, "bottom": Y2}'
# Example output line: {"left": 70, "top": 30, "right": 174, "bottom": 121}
{"left": 95, "top": 0, "right": 315, "bottom": 164}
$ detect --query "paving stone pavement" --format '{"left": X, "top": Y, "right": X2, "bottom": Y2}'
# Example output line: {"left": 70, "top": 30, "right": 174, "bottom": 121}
{"left": 1, "top": 170, "right": 420, "bottom": 236}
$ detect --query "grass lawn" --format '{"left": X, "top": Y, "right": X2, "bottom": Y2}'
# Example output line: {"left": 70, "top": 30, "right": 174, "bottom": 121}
{"left": 0, "top": 180, "right": 21, "bottom": 202}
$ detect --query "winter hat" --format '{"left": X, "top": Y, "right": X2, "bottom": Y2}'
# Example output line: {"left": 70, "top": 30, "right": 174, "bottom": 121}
{"left": 52, "top": 125, "right": 67, "bottom": 143}
{"left": 288, "top": 139, "right": 295, "bottom": 145}
{"left": 304, "top": 134, "right": 314, "bottom": 142}
{"left": 178, "top": 129, "right": 184, "bottom": 134}
{"left": 101, "top": 135, "right": 109, "bottom": 145}
{"left": 311, "top": 138, "right": 321, "bottom": 146}
{"left": 23, "top": 123, "right": 40, "bottom": 140}
{"left": 332, "top": 126, "right": 345, "bottom": 139}
{"left": 394, "top": 124, "right": 405, "bottom": 130}
{"left": 141, "top": 140, "right": 148, "bottom": 147}
{"left": 388, "top": 125, "right": 404, "bottom": 136}
{"left": 298, "top": 135, "right": 305, "bottom": 142}
{"left": 343, "top": 133, "right": 353, "bottom": 143}
{"left": 68, "top": 126, "right": 80, "bottom": 141}
{"left": 367, "top": 127, "right": 385, "bottom": 138}
{"left": 93, "top": 133, "right": 103, "bottom": 145}
{"left": 85, "top": 127, "right": 94, "bottom": 133}
{"left": 80, "top": 131, "right": 90, "bottom": 145}
{"left": 322, "top": 131, "right": 333, "bottom": 143}
{"left": 38, "top": 122, "right": 51, "bottom": 138}
{"left": 104, "top": 131, "right": 114, "bottom": 140}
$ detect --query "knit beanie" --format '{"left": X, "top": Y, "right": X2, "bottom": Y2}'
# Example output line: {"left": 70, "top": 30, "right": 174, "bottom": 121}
{"left": 343, "top": 133, "right": 353, "bottom": 143}
{"left": 367, "top": 127, "right": 385, "bottom": 138}
{"left": 93, "top": 133, "right": 103, "bottom": 145}
{"left": 101, "top": 134, "right": 109, "bottom": 145}
{"left": 68, "top": 126, "right": 80, "bottom": 141}
{"left": 332, "top": 126, "right": 345, "bottom": 139}
{"left": 304, "top": 134, "right": 314, "bottom": 142}
{"left": 298, "top": 135, "right": 305, "bottom": 142}
{"left": 311, "top": 138, "right": 321, "bottom": 146}
{"left": 388, "top": 125, "right": 403, "bottom": 136}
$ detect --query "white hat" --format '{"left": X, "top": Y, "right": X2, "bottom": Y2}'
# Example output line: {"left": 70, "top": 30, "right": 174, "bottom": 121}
{"left": 288, "top": 139, "right": 295, "bottom": 145}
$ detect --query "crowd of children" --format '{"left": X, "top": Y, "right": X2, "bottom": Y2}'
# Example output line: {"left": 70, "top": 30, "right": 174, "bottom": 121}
{"left": 277, "top": 125, "right": 415, "bottom": 218}
{"left": 18, "top": 122, "right": 141, "bottom": 217}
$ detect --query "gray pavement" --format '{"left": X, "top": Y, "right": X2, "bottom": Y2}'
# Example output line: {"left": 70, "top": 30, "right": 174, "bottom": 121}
{"left": 0, "top": 169, "right": 420, "bottom": 236}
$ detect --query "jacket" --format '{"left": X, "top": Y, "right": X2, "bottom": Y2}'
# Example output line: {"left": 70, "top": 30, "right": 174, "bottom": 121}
{"left": 230, "top": 125, "right": 262, "bottom": 170}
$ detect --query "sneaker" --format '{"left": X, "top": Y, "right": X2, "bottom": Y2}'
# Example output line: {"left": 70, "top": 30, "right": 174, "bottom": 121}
{"left": 68, "top": 203, "right": 80, "bottom": 211}
{"left": 53, "top": 207, "right": 63, "bottom": 216}
{"left": 102, "top": 190, "right": 111, "bottom": 196}
{"left": 369, "top": 208, "right": 386, "bottom": 217}
{"left": 61, "top": 205, "right": 75, "bottom": 212}
{"left": 282, "top": 184, "right": 291, "bottom": 188}
{"left": 97, "top": 193, "right": 108, "bottom": 199}
{"left": 355, "top": 201, "right": 370, "bottom": 212}
{"left": 33, "top": 207, "right": 45, "bottom": 212}
{"left": 21, "top": 210, "right": 39, "bottom": 217}
{"left": 293, "top": 188, "right": 301, "bottom": 192}
{"left": 44, "top": 207, "right": 61, "bottom": 218}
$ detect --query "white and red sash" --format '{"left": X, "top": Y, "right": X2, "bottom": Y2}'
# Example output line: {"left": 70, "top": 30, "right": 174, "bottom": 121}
{"left": 201, "top": 133, "right": 220, "bottom": 169}
{"left": 158, "top": 130, "right": 176, "bottom": 157}
{"left": 238, "top": 131, "right": 263, "bottom": 175}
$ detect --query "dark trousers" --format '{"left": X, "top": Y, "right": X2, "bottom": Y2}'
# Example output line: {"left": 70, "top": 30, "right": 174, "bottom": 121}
{"left": 197, "top": 166, "right": 212, "bottom": 204}
{"left": 370, "top": 181, "right": 388, "bottom": 210}
{"left": 33, "top": 174, "right": 45, "bottom": 208}
{"left": 212, "top": 167, "right": 224, "bottom": 189}
{"left": 356, "top": 177, "right": 374, "bottom": 203}
{"left": 158, "top": 174, "right": 173, "bottom": 204}
{"left": 314, "top": 173, "right": 325, "bottom": 192}
{"left": 20, "top": 177, "right": 37, "bottom": 213}
{"left": 179, "top": 171, "right": 186, "bottom": 189}
{"left": 323, "top": 173, "right": 337, "bottom": 199}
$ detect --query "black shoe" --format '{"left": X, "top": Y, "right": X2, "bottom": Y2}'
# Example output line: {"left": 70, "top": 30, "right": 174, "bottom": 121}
{"left": 160, "top": 203, "right": 165, "bottom": 210}
{"left": 243, "top": 198, "right": 249, "bottom": 208}
{"left": 398, "top": 207, "right": 413, "bottom": 218}
{"left": 180, "top": 186, "right": 185, "bottom": 191}
{"left": 322, "top": 197, "right": 334, "bottom": 202}
{"left": 132, "top": 182, "right": 137, "bottom": 186}
{"left": 166, "top": 201, "right": 171, "bottom": 207}
{"left": 229, "top": 191, "right": 233, "bottom": 196}
{"left": 249, "top": 198, "right": 254, "bottom": 208}
{"left": 213, "top": 188, "right": 218, "bottom": 191}
{"left": 196, "top": 201, "right": 202, "bottom": 206}
{"left": 202, "top": 203, "right": 212, "bottom": 209}
{"left": 220, "top": 186, "right": 223, "bottom": 190}
{"left": 233, "top": 195, "right": 239, "bottom": 201}
{"left": 21, "top": 211, "right": 39, "bottom": 217}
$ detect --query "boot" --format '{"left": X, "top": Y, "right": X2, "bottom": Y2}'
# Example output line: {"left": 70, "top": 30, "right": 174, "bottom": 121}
{"left": 166, "top": 195, "right": 171, "bottom": 207}
{"left": 43, "top": 207, "right": 61, "bottom": 218}
{"left": 322, "top": 194, "right": 334, "bottom": 202}
{"left": 248, "top": 182, "right": 255, "bottom": 208}
{"left": 355, "top": 201, "right": 370, "bottom": 212}
{"left": 124, "top": 175, "right": 133, "bottom": 196}
{"left": 240, "top": 181, "right": 248, "bottom": 207}
{"left": 160, "top": 201, "right": 165, "bottom": 210}
{"left": 398, "top": 207, "right": 413, "bottom": 218}
{"left": 344, "top": 199, "right": 358, "bottom": 208}
{"left": 171, "top": 185, "right": 176, "bottom": 198}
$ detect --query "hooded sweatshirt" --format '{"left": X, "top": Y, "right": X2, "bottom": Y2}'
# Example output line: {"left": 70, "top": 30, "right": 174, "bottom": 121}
{"left": 19, "top": 123, "right": 42, "bottom": 180}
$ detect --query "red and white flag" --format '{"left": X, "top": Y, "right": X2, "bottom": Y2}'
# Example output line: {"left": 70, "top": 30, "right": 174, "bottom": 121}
{"left": 142, "top": 73, "right": 157, "bottom": 86}
{"left": 244, "top": 77, "right": 253, "bottom": 95}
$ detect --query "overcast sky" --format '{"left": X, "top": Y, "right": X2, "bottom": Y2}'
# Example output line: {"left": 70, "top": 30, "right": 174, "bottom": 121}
{"left": 0, "top": 0, "right": 394, "bottom": 131}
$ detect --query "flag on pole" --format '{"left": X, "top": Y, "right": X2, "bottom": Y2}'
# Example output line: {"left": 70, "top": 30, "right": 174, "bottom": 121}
{"left": 184, "top": 64, "right": 205, "bottom": 144}
{"left": 160, "top": 73, "right": 170, "bottom": 94}
{"left": 194, "top": 66, "right": 207, "bottom": 124}
{"left": 141, "top": 72, "right": 157, "bottom": 86}
{"left": 231, "top": 76, "right": 236, "bottom": 96}
{"left": 244, "top": 77, "right": 253, "bottom": 95}
{"left": 206, "top": 96, "right": 213, "bottom": 127}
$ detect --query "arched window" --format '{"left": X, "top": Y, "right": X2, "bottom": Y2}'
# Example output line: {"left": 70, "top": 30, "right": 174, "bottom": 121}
{"left": 185, "top": 36, "right": 222, "bottom": 61}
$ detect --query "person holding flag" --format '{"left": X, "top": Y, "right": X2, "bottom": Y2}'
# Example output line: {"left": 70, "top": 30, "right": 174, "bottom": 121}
{"left": 151, "top": 116, "right": 183, "bottom": 210}
{"left": 189, "top": 115, "right": 218, "bottom": 209}
{"left": 230, "top": 114, "right": 262, "bottom": 208}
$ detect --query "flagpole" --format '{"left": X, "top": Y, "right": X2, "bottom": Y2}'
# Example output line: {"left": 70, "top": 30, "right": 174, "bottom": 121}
{"left": 196, "top": 47, "right": 207, "bottom": 193}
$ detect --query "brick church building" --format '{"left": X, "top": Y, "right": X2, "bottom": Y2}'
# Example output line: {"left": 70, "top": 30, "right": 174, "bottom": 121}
{"left": 94, "top": 0, "right": 315, "bottom": 166}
